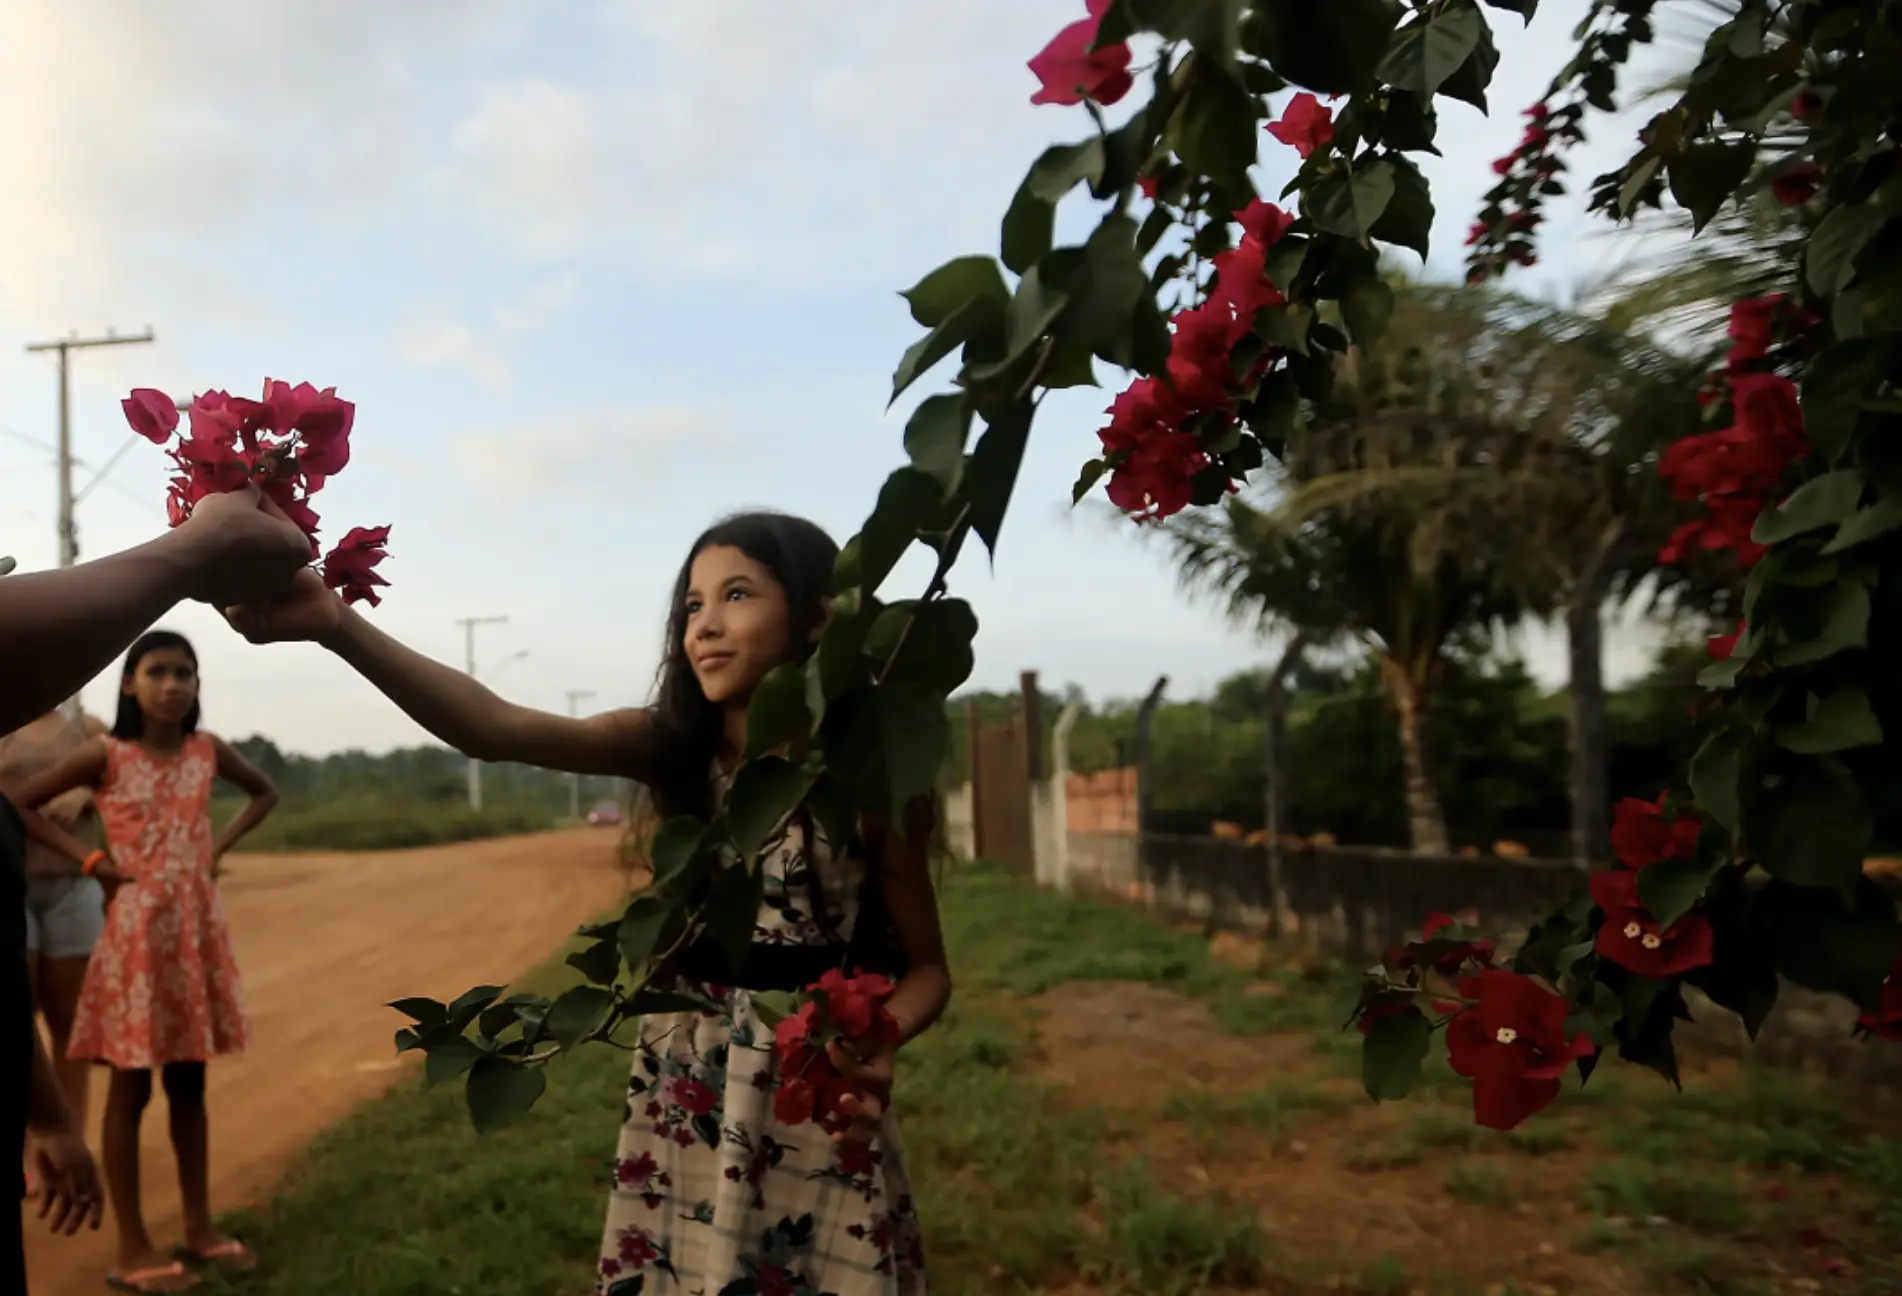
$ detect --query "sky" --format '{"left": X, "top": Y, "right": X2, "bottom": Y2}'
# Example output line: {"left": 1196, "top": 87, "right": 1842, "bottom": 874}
{"left": 0, "top": 0, "right": 1694, "bottom": 755}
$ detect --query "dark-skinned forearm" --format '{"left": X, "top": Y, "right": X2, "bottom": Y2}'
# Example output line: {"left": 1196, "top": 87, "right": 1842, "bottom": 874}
{"left": 0, "top": 533, "right": 206, "bottom": 735}
{"left": 889, "top": 964, "right": 952, "bottom": 1049}
{"left": 26, "top": 1029, "right": 79, "bottom": 1136}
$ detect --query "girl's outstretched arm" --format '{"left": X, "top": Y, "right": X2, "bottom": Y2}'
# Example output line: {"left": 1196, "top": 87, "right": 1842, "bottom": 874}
{"left": 9, "top": 740, "right": 109, "bottom": 873}
{"left": 875, "top": 797, "right": 954, "bottom": 1046}
{"left": 226, "top": 571, "right": 659, "bottom": 779}
{"left": 209, "top": 736, "right": 280, "bottom": 861}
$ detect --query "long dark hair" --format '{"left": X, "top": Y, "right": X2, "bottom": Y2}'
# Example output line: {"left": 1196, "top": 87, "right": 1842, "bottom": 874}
{"left": 111, "top": 630, "right": 201, "bottom": 740}
{"left": 647, "top": 511, "right": 837, "bottom": 822}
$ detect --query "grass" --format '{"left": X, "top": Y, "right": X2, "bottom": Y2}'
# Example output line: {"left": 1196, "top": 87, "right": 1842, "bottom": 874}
{"left": 229, "top": 797, "right": 556, "bottom": 852}
{"left": 198, "top": 858, "right": 1902, "bottom": 1296}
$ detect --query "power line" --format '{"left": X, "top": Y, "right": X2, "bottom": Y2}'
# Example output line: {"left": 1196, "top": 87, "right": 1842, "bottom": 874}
{"left": 22, "top": 328, "right": 155, "bottom": 571}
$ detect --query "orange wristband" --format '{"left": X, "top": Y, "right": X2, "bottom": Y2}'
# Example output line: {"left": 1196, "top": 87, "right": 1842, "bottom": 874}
{"left": 81, "top": 850, "right": 106, "bottom": 877}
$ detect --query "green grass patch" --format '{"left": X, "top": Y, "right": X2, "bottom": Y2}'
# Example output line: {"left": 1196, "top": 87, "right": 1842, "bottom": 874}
{"left": 233, "top": 797, "right": 556, "bottom": 852}
{"left": 1090, "top": 1159, "right": 1271, "bottom": 1296}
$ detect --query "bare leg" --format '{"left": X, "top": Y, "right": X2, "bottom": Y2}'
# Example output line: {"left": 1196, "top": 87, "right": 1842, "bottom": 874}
{"left": 164, "top": 1063, "right": 212, "bottom": 1246}
{"left": 103, "top": 1066, "right": 190, "bottom": 1285}
{"left": 36, "top": 952, "right": 93, "bottom": 1126}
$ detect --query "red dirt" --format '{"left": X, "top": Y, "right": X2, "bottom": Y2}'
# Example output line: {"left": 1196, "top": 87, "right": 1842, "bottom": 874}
{"left": 22, "top": 829, "right": 631, "bottom": 1296}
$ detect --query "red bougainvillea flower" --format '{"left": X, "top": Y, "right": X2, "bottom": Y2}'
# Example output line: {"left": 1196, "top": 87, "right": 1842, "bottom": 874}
{"left": 772, "top": 970, "right": 900, "bottom": 1131}
{"left": 321, "top": 524, "right": 391, "bottom": 606}
{"left": 1657, "top": 370, "right": 1807, "bottom": 566}
{"left": 1610, "top": 794, "right": 1699, "bottom": 869}
{"left": 1445, "top": 969, "right": 1594, "bottom": 1130}
{"left": 1028, "top": 0, "right": 1131, "bottom": 107}
{"left": 1858, "top": 955, "right": 1902, "bottom": 1042}
{"left": 1237, "top": 198, "right": 1296, "bottom": 249}
{"left": 1266, "top": 93, "right": 1335, "bottom": 159}
{"left": 122, "top": 389, "right": 180, "bottom": 444}
{"left": 1772, "top": 162, "right": 1823, "bottom": 206}
{"left": 1707, "top": 621, "right": 1744, "bottom": 660}
{"left": 1589, "top": 868, "right": 1716, "bottom": 978}
{"left": 1725, "top": 294, "right": 1784, "bottom": 369}
{"left": 1138, "top": 173, "right": 1160, "bottom": 201}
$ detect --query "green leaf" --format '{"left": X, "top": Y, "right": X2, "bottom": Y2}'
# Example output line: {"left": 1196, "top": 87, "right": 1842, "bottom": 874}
{"left": 1751, "top": 470, "right": 1864, "bottom": 544}
{"left": 1799, "top": 341, "right": 1877, "bottom": 464}
{"left": 1636, "top": 856, "right": 1722, "bottom": 930}
{"left": 1340, "top": 274, "right": 1395, "bottom": 348}
{"left": 1745, "top": 760, "right": 1872, "bottom": 890}
{"left": 1307, "top": 160, "right": 1397, "bottom": 242}
{"left": 649, "top": 816, "right": 706, "bottom": 891}
{"left": 1375, "top": 3, "right": 1482, "bottom": 95}
{"left": 1755, "top": 880, "right": 1902, "bottom": 1007}
{"left": 1776, "top": 687, "right": 1883, "bottom": 755}
{"left": 424, "top": 1036, "right": 483, "bottom": 1087}
{"left": 1806, "top": 204, "right": 1888, "bottom": 297}
{"left": 703, "top": 853, "right": 766, "bottom": 967}
{"left": 1073, "top": 458, "right": 1109, "bottom": 504}
{"left": 1824, "top": 495, "right": 1902, "bottom": 553}
{"left": 1251, "top": 0, "right": 1400, "bottom": 95}
{"left": 891, "top": 297, "right": 1004, "bottom": 403}
{"left": 750, "top": 990, "right": 798, "bottom": 1029}
{"left": 744, "top": 662, "right": 812, "bottom": 758}
{"left": 1001, "top": 141, "right": 1106, "bottom": 275}
{"left": 1379, "top": 90, "right": 1440, "bottom": 154}
{"left": 867, "top": 599, "right": 979, "bottom": 694}
{"left": 727, "top": 755, "right": 812, "bottom": 859}
{"left": 1435, "top": 14, "right": 1498, "bottom": 110}
{"left": 1688, "top": 730, "right": 1745, "bottom": 837}
{"left": 900, "top": 256, "right": 1009, "bottom": 328}
{"left": 1166, "top": 60, "right": 1259, "bottom": 194}
{"left": 1666, "top": 140, "right": 1755, "bottom": 235}
{"left": 902, "top": 394, "right": 971, "bottom": 495}
{"left": 1772, "top": 579, "right": 1871, "bottom": 667}
{"left": 389, "top": 997, "right": 447, "bottom": 1028}
{"left": 971, "top": 263, "right": 1070, "bottom": 382}
{"left": 565, "top": 936, "right": 620, "bottom": 988}
{"left": 466, "top": 1056, "right": 547, "bottom": 1134}
{"left": 880, "top": 683, "right": 951, "bottom": 814}
{"left": 1360, "top": 1006, "right": 1429, "bottom": 1102}
{"left": 544, "top": 985, "right": 614, "bottom": 1050}
{"left": 809, "top": 605, "right": 873, "bottom": 714}
{"left": 617, "top": 898, "right": 675, "bottom": 973}
{"left": 1617, "top": 156, "right": 1664, "bottom": 219}
{"left": 968, "top": 400, "right": 1034, "bottom": 560}
{"left": 849, "top": 467, "right": 941, "bottom": 595}
{"left": 446, "top": 985, "right": 504, "bottom": 1029}
{"left": 1059, "top": 215, "right": 1152, "bottom": 369}
{"left": 1368, "top": 154, "right": 1433, "bottom": 258}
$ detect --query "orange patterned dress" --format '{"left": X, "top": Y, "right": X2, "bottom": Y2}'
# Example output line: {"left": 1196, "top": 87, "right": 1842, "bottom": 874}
{"left": 68, "top": 734, "right": 249, "bottom": 1070}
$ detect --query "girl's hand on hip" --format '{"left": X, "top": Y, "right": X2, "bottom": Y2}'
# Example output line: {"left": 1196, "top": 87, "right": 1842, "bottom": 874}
{"left": 826, "top": 1040, "right": 895, "bottom": 1150}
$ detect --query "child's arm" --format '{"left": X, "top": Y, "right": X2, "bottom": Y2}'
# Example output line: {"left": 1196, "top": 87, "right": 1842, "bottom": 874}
{"left": 209, "top": 736, "right": 279, "bottom": 861}
{"left": 9, "top": 740, "right": 113, "bottom": 876}
{"left": 227, "top": 571, "right": 659, "bottom": 779}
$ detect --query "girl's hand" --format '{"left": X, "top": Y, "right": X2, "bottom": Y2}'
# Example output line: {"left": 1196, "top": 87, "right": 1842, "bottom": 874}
{"left": 93, "top": 859, "right": 129, "bottom": 905}
{"left": 826, "top": 1040, "right": 895, "bottom": 1151}
{"left": 223, "top": 567, "right": 345, "bottom": 645}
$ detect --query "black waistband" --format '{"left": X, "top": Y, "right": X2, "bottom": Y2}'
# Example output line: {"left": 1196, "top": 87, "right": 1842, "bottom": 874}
{"left": 672, "top": 939, "right": 847, "bottom": 992}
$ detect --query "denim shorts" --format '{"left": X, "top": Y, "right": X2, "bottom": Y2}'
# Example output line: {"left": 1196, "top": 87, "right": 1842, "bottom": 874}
{"left": 23, "top": 873, "right": 104, "bottom": 959}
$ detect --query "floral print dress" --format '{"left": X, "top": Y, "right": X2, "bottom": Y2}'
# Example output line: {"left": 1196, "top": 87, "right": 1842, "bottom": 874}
{"left": 68, "top": 735, "right": 249, "bottom": 1070}
{"left": 595, "top": 821, "right": 927, "bottom": 1296}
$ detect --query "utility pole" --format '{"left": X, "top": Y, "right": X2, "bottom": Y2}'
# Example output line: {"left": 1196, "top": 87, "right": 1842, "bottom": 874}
{"left": 24, "top": 328, "right": 155, "bottom": 571}
{"left": 25, "top": 327, "right": 155, "bottom": 720}
{"left": 456, "top": 615, "right": 509, "bottom": 811}
{"left": 565, "top": 690, "right": 596, "bottom": 820}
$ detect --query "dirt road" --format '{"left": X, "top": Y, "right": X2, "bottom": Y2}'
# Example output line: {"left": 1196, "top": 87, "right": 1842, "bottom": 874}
{"left": 24, "top": 830, "right": 632, "bottom": 1296}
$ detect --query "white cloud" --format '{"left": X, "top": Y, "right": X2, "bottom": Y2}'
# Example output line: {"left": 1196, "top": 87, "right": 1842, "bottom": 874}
{"left": 393, "top": 312, "right": 515, "bottom": 392}
{"left": 452, "top": 406, "right": 719, "bottom": 491}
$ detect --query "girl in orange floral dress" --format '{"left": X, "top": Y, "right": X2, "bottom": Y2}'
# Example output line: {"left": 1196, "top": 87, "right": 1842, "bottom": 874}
{"left": 15, "top": 631, "right": 279, "bottom": 1294}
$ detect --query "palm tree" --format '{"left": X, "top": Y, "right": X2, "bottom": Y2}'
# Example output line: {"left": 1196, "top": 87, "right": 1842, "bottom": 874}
{"left": 1275, "top": 286, "right": 1729, "bottom": 863}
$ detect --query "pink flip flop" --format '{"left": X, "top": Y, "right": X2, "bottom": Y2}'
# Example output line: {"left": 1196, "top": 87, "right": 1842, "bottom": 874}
{"left": 175, "top": 1239, "right": 258, "bottom": 1272}
{"left": 106, "top": 1261, "right": 200, "bottom": 1293}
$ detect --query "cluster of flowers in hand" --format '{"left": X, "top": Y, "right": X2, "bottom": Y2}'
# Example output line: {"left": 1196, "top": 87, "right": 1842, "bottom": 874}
{"left": 1657, "top": 294, "right": 1817, "bottom": 570}
{"left": 772, "top": 969, "right": 899, "bottom": 1133}
{"left": 123, "top": 382, "right": 393, "bottom": 606}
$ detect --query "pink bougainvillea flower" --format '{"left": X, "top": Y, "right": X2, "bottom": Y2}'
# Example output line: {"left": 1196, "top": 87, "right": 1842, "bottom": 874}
{"left": 122, "top": 389, "right": 180, "bottom": 445}
{"left": 1028, "top": 0, "right": 1132, "bottom": 108}
{"left": 1236, "top": 198, "right": 1296, "bottom": 249}
{"left": 321, "top": 524, "right": 391, "bottom": 606}
{"left": 1445, "top": 969, "right": 1594, "bottom": 1130}
{"left": 1589, "top": 868, "right": 1716, "bottom": 979}
{"left": 1266, "top": 93, "right": 1335, "bottom": 159}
